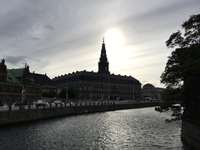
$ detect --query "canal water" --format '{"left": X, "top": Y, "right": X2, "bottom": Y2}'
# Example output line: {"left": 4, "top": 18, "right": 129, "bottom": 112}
{"left": 0, "top": 107, "right": 182, "bottom": 150}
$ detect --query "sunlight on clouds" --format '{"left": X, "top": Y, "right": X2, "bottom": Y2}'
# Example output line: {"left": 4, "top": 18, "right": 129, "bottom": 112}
{"left": 102, "top": 30, "right": 169, "bottom": 87}
{"left": 43, "top": 45, "right": 99, "bottom": 77}
{"left": 104, "top": 28, "right": 125, "bottom": 47}
{"left": 104, "top": 28, "right": 133, "bottom": 73}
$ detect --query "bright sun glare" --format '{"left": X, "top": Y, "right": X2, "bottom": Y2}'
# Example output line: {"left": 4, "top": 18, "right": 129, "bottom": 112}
{"left": 104, "top": 28, "right": 131, "bottom": 72}
{"left": 104, "top": 28, "right": 125, "bottom": 48}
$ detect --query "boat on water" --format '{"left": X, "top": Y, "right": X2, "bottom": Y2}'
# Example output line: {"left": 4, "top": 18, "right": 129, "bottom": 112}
{"left": 155, "top": 106, "right": 169, "bottom": 112}
{"left": 165, "top": 104, "right": 183, "bottom": 122}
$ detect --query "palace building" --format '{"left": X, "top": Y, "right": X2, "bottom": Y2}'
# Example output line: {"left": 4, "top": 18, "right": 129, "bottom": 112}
{"left": 0, "top": 40, "right": 142, "bottom": 105}
{"left": 0, "top": 60, "right": 56, "bottom": 106}
{"left": 53, "top": 40, "right": 141, "bottom": 101}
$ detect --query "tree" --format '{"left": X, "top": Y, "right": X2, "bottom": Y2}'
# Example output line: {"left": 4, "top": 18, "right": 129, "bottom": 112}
{"left": 161, "top": 86, "right": 183, "bottom": 103}
{"left": 161, "top": 14, "right": 200, "bottom": 106}
{"left": 161, "top": 49, "right": 184, "bottom": 87}
{"left": 166, "top": 14, "right": 200, "bottom": 49}
{"left": 161, "top": 14, "right": 200, "bottom": 88}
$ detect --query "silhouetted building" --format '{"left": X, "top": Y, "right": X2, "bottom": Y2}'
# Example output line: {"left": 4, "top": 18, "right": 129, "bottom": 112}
{"left": 141, "top": 83, "right": 164, "bottom": 102}
{"left": 0, "top": 61, "right": 56, "bottom": 105}
{"left": 53, "top": 40, "right": 141, "bottom": 101}
{"left": 0, "top": 60, "right": 22, "bottom": 105}
{"left": 9, "top": 65, "right": 57, "bottom": 101}
{"left": 28, "top": 72, "right": 57, "bottom": 99}
{"left": 98, "top": 39, "right": 110, "bottom": 74}
{"left": 0, "top": 59, "right": 7, "bottom": 82}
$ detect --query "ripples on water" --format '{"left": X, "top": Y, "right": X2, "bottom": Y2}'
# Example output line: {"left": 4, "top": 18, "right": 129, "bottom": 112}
{"left": 0, "top": 107, "right": 182, "bottom": 150}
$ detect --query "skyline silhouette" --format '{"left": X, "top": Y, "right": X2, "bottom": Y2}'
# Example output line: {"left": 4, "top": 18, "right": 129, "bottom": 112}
{"left": 0, "top": 0, "right": 199, "bottom": 87}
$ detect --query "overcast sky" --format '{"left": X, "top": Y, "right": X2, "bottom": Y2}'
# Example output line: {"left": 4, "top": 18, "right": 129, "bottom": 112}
{"left": 0, "top": 0, "right": 199, "bottom": 87}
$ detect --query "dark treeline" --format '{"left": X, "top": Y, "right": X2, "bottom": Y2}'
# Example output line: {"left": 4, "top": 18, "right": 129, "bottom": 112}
{"left": 161, "top": 13, "right": 200, "bottom": 149}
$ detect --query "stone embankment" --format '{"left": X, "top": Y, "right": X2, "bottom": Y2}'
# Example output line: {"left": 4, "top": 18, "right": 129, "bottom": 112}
{"left": 0, "top": 101, "right": 158, "bottom": 126}
{"left": 181, "top": 119, "right": 200, "bottom": 150}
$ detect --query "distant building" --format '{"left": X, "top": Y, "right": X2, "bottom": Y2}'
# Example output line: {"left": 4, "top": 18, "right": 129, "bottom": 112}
{"left": 141, "top": 83, "right": 164, "bottom": 102}
{"left": 53, "top": 40, "right": 141, "bottom": 101}
{"left": 0, "top": 59, "right": 7, "bottom": 82}
{"left": 28, "top": 72, "right": 57, "bottom": 99}
{"left": 0, "top": 59, "right": 22, "bottom": 105}
{"left": 0, "top": 40, "right": 142, "bottom": 104}
{"left": 0, "top": 61, "right": 56, "bottom": 105}
{"left": 9, "top": 64, "right": 58, "bottom": 102}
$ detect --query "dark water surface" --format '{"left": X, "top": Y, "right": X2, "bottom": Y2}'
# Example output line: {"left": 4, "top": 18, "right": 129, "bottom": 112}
{"left": 0, "top": 107, "right": 182, "bottom": 150}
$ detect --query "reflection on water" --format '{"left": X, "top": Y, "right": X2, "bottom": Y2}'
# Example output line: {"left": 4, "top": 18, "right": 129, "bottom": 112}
{"left": 0, "top": 107, "right": 182, "bottom": 150}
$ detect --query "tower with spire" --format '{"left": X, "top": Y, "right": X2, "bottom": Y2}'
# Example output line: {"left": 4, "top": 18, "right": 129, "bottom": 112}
{"left": 98, "top": 39, "right": 110, "bottom": 74}
{"left": 0, "top": 59, "right": 7, "bottom": 82}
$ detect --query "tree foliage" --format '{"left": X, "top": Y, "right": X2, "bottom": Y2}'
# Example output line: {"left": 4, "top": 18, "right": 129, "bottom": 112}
{"left": 166, "top": 14, "right": 200, "bottom": 49}
{"left": 161, "top": 14, "right": 200, "bottom": 88}
{"left": 161, "top": 87, "right": 183, "bottom": 103}
{"left": 161, "top": 50, "right": 183, "bottom": 87}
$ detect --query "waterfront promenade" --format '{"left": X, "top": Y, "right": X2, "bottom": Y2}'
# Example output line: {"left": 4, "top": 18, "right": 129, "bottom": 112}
{"left": 0, "top": 100, "right": 159, "bottom": 126}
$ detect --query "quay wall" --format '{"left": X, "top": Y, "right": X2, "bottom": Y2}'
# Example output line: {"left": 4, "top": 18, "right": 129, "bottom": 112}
{"left": 0, "top": 102, "right": 158, "bottom": 126}
{"left": 181, "top": 120, "right": 200, "bottom": 150}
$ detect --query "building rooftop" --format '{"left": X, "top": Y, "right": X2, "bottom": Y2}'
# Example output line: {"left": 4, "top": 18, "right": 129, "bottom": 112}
{"left": 53, "top": 70, "right": 140, "bottom": 85}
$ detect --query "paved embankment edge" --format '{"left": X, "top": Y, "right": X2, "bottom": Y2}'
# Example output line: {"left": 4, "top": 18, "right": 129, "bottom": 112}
{"left": 181, "top": 120, "right": 200, "bottom": 150}
{"left": 0, "top": 102, "right": 158, "bottom": 126}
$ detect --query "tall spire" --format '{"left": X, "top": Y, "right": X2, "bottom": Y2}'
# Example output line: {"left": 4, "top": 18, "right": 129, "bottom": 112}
{"left": 98, "top": 39, "right": 109, "bottom": 74}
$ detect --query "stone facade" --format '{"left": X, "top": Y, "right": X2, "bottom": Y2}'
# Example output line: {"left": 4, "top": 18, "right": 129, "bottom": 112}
{"left": 0, "top": 61, "right": 55, "bottom": 105}
{"left": 0, "top": 82, "right": 21, "bottom": 105}
{"left": 54, "top": 71, "right": 141, "bottom": 100}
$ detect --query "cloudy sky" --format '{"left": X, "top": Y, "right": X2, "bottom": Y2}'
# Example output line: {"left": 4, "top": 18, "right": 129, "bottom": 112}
{"left": 0, "top": 0, "right": 199, "bottom": 87}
